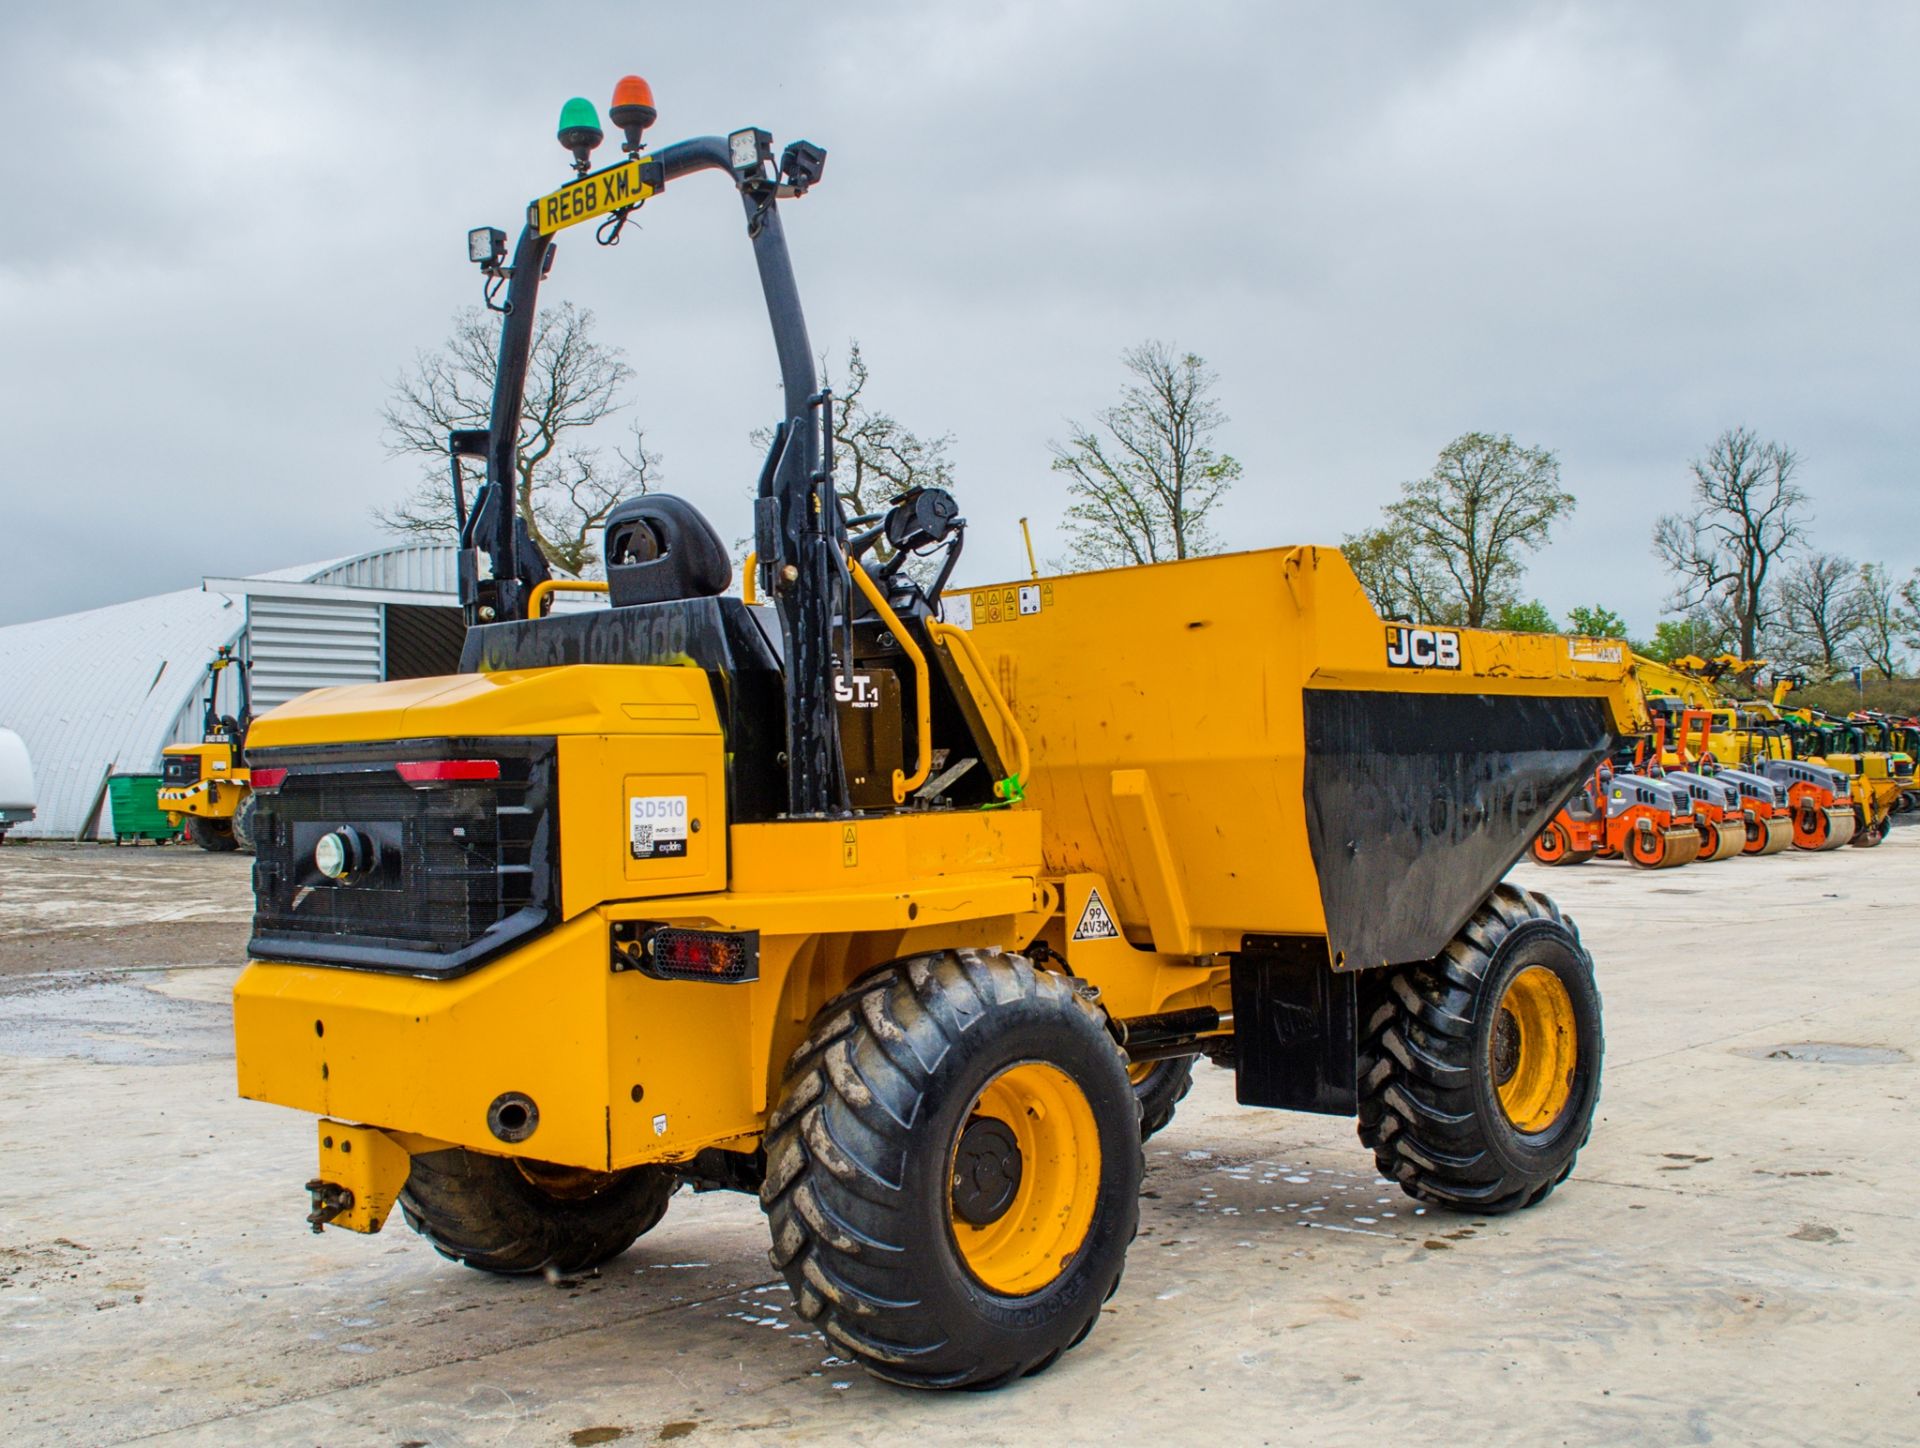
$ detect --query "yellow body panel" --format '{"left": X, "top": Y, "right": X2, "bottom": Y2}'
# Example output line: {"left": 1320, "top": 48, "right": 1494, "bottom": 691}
{"left": 961, "top": 547, "right": 1644, "bottom": 953}
{"left": 157, "top": 740, "right": 249, "bottom": 821}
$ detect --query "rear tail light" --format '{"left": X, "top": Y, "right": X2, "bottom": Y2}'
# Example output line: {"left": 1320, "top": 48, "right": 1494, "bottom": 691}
{"left": 395, "top": 759, "right": 502, "bottom": 787}
{"left": 609, "top": 923, "right": 759, "bottom": 983}
{"left": 250, "top": 767, "right": 287, "bottom": 791}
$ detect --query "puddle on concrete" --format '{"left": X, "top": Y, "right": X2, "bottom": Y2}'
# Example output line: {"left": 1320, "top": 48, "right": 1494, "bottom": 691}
{"left": 0, "top": 973, "right": 230, "bottom": 1066}
{"left": 1741, "top": 1042, "right": 1910, "bottom": 1065}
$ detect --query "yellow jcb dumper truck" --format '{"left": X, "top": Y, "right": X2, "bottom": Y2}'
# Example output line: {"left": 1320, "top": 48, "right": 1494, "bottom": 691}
{"left": 158, "top": 645, "right": 256, "bottom": 851}
{"left": 233, "top": 78, "right": 1649, "bottom": 1390}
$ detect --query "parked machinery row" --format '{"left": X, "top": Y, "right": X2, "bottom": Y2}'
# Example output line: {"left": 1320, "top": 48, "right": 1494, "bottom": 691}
{"left": 1529, "top": 654, "right": 1906, "bottom": 870}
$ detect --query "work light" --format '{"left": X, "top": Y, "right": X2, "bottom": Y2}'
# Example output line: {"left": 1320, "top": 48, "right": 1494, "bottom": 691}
{"left": 728, "top": 127, "right": 772, "bottom": 178}
{"left": 467, "top": 226, "right": 506, "bottom": 268}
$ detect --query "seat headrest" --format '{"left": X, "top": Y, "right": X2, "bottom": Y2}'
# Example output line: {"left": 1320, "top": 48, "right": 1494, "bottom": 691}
{"left": 603, "top": 495, "right": 731, "bottom": 607}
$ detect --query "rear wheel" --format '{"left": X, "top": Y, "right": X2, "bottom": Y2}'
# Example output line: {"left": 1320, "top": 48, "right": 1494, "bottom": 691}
{"left": 760, "top": 950, "right": 1141, "bottom": 1389}
{"left": 1358, "top": 885, "right": 1603, "bottom": 1214}
{"left": 1529, "top": 821, "right": 1574, "bottom": 865}
{"left": 1130, "top": 1056, "right": 1195, "bottom": 1140}
{"left": 398, "top": 1149, "right": 677, "bottom": 1275}
{"left": 186, "top": 815, "right": 237, "bottom": 852}
{"left": 1850, "top": 814, "right": 1889, "bottom": 848}
{"left": 231, "top": 794, "right": 258, "bottom": 854}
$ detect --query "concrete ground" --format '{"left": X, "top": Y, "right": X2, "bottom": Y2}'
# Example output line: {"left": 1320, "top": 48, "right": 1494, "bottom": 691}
{"left": 0, "top": 836, "right": 1914, "bottom": 1447}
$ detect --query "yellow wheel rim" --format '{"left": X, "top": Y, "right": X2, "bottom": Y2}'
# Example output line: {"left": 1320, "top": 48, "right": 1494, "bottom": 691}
{"left": 1126, "top": 1061, "right": 1155, "bottom": 1086}
{"left": 950, "top": 1061, "right": 1102, "bottom": 1296}
{"left": 1489, "top": 966, "right": 1577, "bottom": 1133}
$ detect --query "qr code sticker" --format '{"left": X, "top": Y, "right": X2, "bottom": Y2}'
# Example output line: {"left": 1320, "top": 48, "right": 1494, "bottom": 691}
{"left": 633, "top": 823, "right": 652, "bottom": 850}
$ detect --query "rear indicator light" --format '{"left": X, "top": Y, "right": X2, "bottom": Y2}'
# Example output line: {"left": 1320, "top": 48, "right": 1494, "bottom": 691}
{"left": 395, "top": 759, "right": 502, "bottom": 786}
{"left": 610, "top": 923, "right": 759, "bottom": 984}
{"left": 251, "top": 767, "right": 287, "bottom": 791}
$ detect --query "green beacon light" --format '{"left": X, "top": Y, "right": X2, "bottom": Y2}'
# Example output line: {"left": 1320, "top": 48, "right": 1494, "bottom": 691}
{"left": 557, "top": 96, "right": 604, "bottom": 174}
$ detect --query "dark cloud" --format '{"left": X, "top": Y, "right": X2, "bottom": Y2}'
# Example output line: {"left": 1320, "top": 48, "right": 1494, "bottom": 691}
{"left": 2, "top": 1, "right": 1915, "bottom": 631}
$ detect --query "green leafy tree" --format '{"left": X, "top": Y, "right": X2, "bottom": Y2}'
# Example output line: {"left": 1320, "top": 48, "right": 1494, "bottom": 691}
{"left": 1641, "top": 614, "right": 1730, "bottom": 663}
{"left": 1566, "top": 604, "right": 1632, "bottom": 639}
{"left": 1372, "top": 432, "right": 1575, "bottom": 627}
{"left": 1053, "top": 341, "right": 1241, "bottom": 568}
{"left": 1342, "top": 523, "right": 1448, "bottom": 620}
{"left": 1493, "top": 599, "right": 1557, "bottom": 633}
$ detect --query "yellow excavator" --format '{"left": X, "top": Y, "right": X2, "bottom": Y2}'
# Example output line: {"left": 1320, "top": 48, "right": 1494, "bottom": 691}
{"left": 230, "top": 75, "right": 1653, "bottom": 1390}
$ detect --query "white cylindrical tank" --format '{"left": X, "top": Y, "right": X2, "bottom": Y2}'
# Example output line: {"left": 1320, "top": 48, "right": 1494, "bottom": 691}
{"left": 0, "top": 727, "right": 37, "bottom": 837}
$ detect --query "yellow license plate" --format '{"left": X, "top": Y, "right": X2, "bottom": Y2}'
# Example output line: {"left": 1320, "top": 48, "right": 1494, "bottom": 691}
{"left": 528, "top": 158, "right": 659, "bottom": 235}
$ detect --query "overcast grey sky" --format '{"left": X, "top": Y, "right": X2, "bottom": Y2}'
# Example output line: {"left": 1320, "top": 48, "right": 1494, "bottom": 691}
{"left": 1, "top": 1, "right": 1914, "bottom": 631}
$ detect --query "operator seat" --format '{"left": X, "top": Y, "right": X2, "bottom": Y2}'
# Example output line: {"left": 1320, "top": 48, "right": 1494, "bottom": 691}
{"left": 604, "top": 495, "right": 731, "bottom": 607}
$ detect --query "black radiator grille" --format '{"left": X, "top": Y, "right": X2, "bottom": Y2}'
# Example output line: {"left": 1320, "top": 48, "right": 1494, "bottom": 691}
{"left": 246, "top": 738, "right": 557, "bottom": 977}
{"left": 162, "top": 753, "right": 201, "bottom": 787}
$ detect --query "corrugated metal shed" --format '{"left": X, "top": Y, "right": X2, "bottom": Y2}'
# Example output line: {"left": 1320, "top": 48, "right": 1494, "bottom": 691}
{"left": 0, "top": 588, "right": 246, "bottom": 839}
{"left": 0, "top": 544, "right": 457, "bottom": 839}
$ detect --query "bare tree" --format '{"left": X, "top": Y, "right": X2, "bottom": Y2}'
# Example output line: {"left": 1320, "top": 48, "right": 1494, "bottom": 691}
{"left": 378, "top": 302, "right": 660, "bottom": 576}
{"left": 1342, "top": 523, "right": 1449, "bottom": 621}
{"left": 827, "top": 341, "right": 955, "bottom": 528}
{"left": 1052, "top": 341, "right": 1241, "bottom": 568}
{"left": 1373, "top": 432, "right": 1575, "bottom": 628}
{"left": 1652, "top": 427, "right": 1808, "bottom": 660}
{"left": 1855, "top": 562, "right": 1904, "bottom": 680}
{"left": 1772, "top": 553, "right": 1864, "bottom": 680}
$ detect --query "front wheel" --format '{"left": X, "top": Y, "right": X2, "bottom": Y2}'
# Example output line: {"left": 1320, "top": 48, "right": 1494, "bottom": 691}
{"left": 186, "top": 815, "right": 237, "bottom": 852}
{"left": 761, "top": 951, "right": 1142, "bottom": 1390}
{"left": 398, "top": 1149, "right": 677, "bottom": 1275}
{"left": 1358, "top": 885, "right": 1603, "bottom": 1214}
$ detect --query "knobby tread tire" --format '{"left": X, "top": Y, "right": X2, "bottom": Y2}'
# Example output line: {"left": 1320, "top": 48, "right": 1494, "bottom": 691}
{"left": 1133, "top": 1056, "right": 1196, "bottom": 1140}
{"left": 398, "top": 1148, "right": 677, "bottom": 1276}
{"left": 759, "top": 949, "right": 1142, "bottom": 1390}
{"left": 1356, "top": 884, "right": 1603, "bottom": 1215}
{"left": 187, "top": 815, "right": 238, "bottom": 852}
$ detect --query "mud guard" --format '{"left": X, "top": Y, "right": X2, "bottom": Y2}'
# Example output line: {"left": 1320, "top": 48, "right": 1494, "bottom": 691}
{"left": 1302, "top": 690, "right": 1611, "bottom": 971}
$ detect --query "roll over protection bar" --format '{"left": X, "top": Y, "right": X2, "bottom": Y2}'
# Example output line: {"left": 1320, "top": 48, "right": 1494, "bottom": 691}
{"left": 459, "top": 132, "right": 848, "bottom": 817}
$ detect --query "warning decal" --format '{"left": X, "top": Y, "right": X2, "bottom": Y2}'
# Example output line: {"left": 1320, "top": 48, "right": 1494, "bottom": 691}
{"left": 1072, "top": 887, "right": 1121, "bottom": 942}
{"left": 629, "top": 795, "right": 690, "bottom": 859}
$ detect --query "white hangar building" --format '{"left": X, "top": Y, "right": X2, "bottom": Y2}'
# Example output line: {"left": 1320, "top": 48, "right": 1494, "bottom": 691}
{"left": 0, "top": 544, "right": 464, "bottom": 840}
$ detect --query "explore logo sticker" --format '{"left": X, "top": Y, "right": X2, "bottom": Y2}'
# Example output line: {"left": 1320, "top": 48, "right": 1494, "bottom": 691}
{"left": 1072, "top": 887, "right": 1121, "bottom": 942}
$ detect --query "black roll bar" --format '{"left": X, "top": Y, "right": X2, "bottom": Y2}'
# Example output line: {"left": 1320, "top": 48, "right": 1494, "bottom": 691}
{"left": 459, "top": 133, "right": 847, "bottom": 817}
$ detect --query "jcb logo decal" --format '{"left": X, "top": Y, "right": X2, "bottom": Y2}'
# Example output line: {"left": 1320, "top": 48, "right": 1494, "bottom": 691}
{"left": 1386, "top": 626, "right": 1461, "bottom": 670}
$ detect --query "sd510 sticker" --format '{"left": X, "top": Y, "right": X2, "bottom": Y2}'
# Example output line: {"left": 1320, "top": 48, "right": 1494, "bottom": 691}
{"left": 629, "top": 795, "right": 689, "bottom": 859}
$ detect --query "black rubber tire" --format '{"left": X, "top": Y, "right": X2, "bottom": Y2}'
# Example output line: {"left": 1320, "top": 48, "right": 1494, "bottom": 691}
{"left": 230, "top": 794, "right": 258, "bottom": 855}
{"left": 186, "top": 814, "right": 238, "bottom": 852}
{"left": 1132, "top": 1056, "right": 1195, "bottom": 1140}
{"left": 1357, "top": 884, "right": 1603, "bottom": 1215}
{"left": 760, "top": 950, "right": 1142, "bottom": 1390}
{"left": 1850, "top": 814, "right": 1888, "bottom": 848}
{"left": 398, "top": 1148, "right": 677, "bottom": 1275}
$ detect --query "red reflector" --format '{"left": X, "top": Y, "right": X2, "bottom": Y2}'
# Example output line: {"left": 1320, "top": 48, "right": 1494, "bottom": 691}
{"left": 394, "top": 759, "right": 502, "bottom": 785}
{"left": 250, "top": 767, "right": 287, "bottom": 790}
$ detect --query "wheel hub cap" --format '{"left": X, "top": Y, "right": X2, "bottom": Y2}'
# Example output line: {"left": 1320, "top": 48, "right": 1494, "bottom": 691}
{"left": 952, "top": 1117, "right": 1023, "bottom": 1226}
{"left": 1490, "top": 965, "right": 1578, "bottom": 1134}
